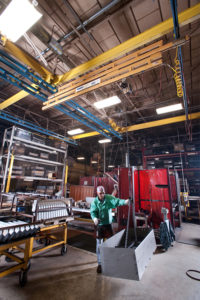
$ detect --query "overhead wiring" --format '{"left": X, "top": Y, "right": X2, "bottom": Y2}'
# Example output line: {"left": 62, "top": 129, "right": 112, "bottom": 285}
{"left": 173, "top": 47, "right": 183, "bottom": 98}
{"left": 170, "top": 0, "right": 191, "bottom": 140}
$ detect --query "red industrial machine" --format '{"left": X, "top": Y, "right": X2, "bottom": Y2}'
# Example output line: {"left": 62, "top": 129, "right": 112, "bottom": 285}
{"left": 118, "top": 167, "right": 181, "bottom": 230}
{"left": 79, "top": 168, "right": 181, "bottom": 231}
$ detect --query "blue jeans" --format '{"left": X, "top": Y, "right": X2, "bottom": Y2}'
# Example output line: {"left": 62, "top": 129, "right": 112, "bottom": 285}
{"left": 96, "top": 224, "right": 113, "bottom": 265}
{"left": 96, "top": 238, "right": 104, "bottom": 265}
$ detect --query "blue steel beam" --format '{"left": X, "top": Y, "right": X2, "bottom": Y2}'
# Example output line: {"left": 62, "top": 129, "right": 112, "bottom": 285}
{"left": 0, "top": 55, "right": 50, "bottom": 97}
{"left": 0, "top": 50, "right": 57, "bottom": 93}
{"left": 0, "top": 67, "right": 47, "bottom": 102}
{"left": 67, "top": 100, "right": 122, "bottom": 139}
{"left": 0, "top": 51, "right": 121, "bottom": 139}
{"left": 55, "top": 104, "right": 113, "bottom": 140}
{"left": 0, "top": 110, "right": 77, "bottom": 145}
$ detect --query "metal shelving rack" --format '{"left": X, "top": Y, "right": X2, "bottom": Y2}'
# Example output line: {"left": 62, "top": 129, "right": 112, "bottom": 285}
{"left": 0, "top": 126, "right": 68, "bottom": 194}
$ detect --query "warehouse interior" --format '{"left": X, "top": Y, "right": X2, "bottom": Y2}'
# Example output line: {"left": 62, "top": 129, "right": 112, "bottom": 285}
{"left": 0, "top": 0, "right": 200, "bottom": 299}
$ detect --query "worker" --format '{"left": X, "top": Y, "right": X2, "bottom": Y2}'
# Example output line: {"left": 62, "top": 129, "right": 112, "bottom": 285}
{"left": 90, "top": 185, "right": 129, "bottom": 274}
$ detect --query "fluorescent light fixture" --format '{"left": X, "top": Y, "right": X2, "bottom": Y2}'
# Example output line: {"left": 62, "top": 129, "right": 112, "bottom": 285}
{"left": 156, "top": 103, "right": 183, "bottom": 115}
{"left": 98, "top": 139, "right": 111, "bottom": 144}
{"left": 91, "top": 160, "right": 98, "bottom": 164}
{"left": 0, "top": 0, "right": 42, "bottom": 42}
{"left": 77, "top": 157, "right": 85, "bottom": 160}
{"left": 67, "top": 128, "right": 84, "bottom": 135}
{"left": 108, "top": 165, "right": 115, "bottom": 168}
{"left": 94, "top": 96, "right": 121, "bottom": 109}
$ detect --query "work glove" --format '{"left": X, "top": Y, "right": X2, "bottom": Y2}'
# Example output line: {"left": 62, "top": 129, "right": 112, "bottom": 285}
{"left": 114, "top": 184, "right": 118, "bottom": 190}
{"left": 93, "top": 217, "right": 99, "bottom": 226}
{"left": 125, "top": 198, "right": 133, "bottom": 205}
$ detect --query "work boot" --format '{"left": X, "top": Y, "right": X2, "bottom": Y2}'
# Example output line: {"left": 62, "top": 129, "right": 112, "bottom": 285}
{"left": 97, "top": 265, "right": 102, "bottom": 273}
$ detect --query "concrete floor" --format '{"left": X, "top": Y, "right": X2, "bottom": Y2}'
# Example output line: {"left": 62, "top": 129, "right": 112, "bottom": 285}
{"left": 0, "top": 229, "right": 200, "bottom": 300}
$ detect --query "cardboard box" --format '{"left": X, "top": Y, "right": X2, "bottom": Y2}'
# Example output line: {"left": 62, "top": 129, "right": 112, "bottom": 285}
{"left": 32, "top": 135, "right": 46, "bottom": 145}
{"left": 54, "top": 140, "right": 67, "bottom": 150}
{"left": 40, "top": 152, "right": 49, "bottom": 159}
{"left": 174, "top": 144, "right": 184, "bottom": 152}
{"left": 29, "top": 151, "right": 39, "bottom": 157}
{"left": 13, "top": 145, "right": 25, "bottom": 155}
{"left": 31, "top": 170, "right": 45, "bottom": 177}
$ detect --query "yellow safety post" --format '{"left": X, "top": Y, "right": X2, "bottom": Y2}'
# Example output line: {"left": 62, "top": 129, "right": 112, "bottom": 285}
{"left": 64, "top": 165, "right": 69, "bottom": 197}
{"left": 5, "top": 154, "right": 14, "bottom": 193}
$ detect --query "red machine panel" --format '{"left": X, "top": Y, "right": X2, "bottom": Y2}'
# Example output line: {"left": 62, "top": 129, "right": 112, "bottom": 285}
{"left": 139, "top": 169, "right": 173, "bottom": 228}
{"left": 118, "top": 167, "right": 138, "bottom": 230}
{"left": 118, "top": 168, "right": 177, "bottom": 230}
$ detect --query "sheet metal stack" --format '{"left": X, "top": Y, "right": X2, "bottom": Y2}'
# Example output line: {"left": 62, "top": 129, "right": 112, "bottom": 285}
{"left": 33, "top": 200, "right": 71, "bottom": 222}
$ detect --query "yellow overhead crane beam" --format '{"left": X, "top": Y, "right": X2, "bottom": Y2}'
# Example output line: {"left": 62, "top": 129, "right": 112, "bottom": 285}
{"left": 56, "top": 3, "right": 200, "bottom": 84}
{"left": 0, "top": 90, "right": 30, "bottom": 110}
{"left": 0, "top": 3, "right": 200, "bottom": 110}
{"left": 72, "top": 112, "right": 200, "bottom": 139}
{"left": 2, "top": 37, "right": 55, "bottom": 83}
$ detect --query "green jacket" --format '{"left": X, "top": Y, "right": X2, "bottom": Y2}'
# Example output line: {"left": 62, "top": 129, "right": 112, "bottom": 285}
{"left": 90, "top": 194, "right": 126, "bottom": 225}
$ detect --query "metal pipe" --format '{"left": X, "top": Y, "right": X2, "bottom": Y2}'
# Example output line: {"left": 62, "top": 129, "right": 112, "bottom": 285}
{"left": 62, "top": 0, "right": 93, "bottom": 41}
{"left": 132, "top": 166, "right": 137, "bottom": 243}
{"left": 125, "top": 152, "right": 129, "bottom": 167}
{"left": 23, "top": 33, "right": 48, "bottom": 66}
{"left": 39, "top": 0, "right": 121, "bottom": 56}
{"left": 103, "top": 143, "right": 106, "bottom": 173}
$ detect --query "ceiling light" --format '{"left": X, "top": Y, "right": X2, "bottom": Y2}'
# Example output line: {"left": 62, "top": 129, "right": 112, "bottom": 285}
{"left": 77, "top": 157, "right": 85, "bottom": 160}
{"left": 98, "top": 139, "right": 112, "bottom": 144}
{"left": 94, "top": 96, "right": 121, "bottom": 109}
{"left": 91, "top": 160, "right": 98, "bottom": 164}
{"left": 0, "top": 0, "right": 42, "bottom": 42}
{"left": 67, "top": 128, "right": 84, "bottom": 135}
{"left": 108, "top": 165, "right": 115, "bottom": 168}
{"left": 156, "top": 103, "right": 183, "bottom": 115}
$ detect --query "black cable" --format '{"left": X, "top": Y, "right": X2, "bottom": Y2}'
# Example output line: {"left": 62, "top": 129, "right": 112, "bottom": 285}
{"left": 186, "top": 269, "right": 200, "bottom": 281}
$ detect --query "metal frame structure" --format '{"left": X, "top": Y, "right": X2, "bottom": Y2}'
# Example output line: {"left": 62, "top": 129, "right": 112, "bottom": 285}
{"left": 0, "top": 51, "right": 121, "bottom": 139}
{"left": 0, "top": 237, "right": 31, "bottom": 287}
{"left": 0, "top": 4, "right": 199, "bottom": 141}
{"left": 0, "top": 111, "right": 76, "bottom": 145}
{"left": 0, "top": 50, "right": 57, "bottom": 102}
{"left": 43, "top": 40, "right": 169, "bottom": 109}
{"left": 53, "top": 3, "right": 200, "bottom": 84}
{"left": 0, "top": 221, "right": 71, "bottom": 286}
{"left": 54, "top": 103, "right": 121, "bottom": 140}
{"left": 72, "top": 111, "right": 200, "bottom": 139}
{"left": 170, "top": 0, "right": 189, "bottom": 124}
{"left": 0, "top": 126, "right": 69, "bottom": 193}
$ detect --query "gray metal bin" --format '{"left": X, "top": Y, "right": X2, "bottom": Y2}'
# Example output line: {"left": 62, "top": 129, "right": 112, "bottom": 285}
{"left": 100, "top": 228, "right": 156, "bottom": 280}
